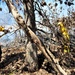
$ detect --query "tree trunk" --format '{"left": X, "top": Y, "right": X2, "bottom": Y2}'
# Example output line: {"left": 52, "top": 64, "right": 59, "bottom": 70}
{"left": 23, "top": 0, "right": 36, "bottom": 32}
{"left": 23, "top": 0, "right": 38, "bottom": 72}
{"left": 25, "top": 41, "right": 38, "bottom": 72}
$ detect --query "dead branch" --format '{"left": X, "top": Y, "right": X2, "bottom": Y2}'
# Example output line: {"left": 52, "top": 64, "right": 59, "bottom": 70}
{"left": 0, "top": 27, "right": 20, "bottom": 38}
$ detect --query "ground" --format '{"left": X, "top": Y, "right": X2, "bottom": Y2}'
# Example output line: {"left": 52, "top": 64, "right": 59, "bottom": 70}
{"left": 0, "top": 45, "right": 53, "bottom": 75}
{"left": 0, "top": 39, "right": 75, "bottom": 75}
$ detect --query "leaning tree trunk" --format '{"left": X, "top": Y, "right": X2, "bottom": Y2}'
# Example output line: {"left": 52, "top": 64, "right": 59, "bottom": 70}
{"left": 23, "top": 0, "right": 38, "bottom": 72}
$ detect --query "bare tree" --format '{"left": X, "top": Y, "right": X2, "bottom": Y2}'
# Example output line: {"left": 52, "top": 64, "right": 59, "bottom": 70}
{"left": 4, "top": 0, "right": 69, "bottom": 75}
{"left": 0, "top": 0, "right": 74, "bottom": 75}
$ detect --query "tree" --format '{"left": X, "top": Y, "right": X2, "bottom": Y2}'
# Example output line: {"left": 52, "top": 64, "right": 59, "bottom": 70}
{"left": 12, "top": 0, "right": 38, "bottom": 72}
{"left": 0, "top": 0, "right": 75, "bottom": 75}
{"left": 23, "top": 0, "right": 38, "bottom": 71}
{"left": 4, "top": 0, "right": 66, "bottom": 74}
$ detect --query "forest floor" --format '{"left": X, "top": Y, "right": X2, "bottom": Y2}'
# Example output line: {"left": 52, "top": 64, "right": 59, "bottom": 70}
{"left": 0, "top": 45, "right": 53, "bottom": 75}
{"left": 0, "top": 38, "right": 75, "bottom": 75}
